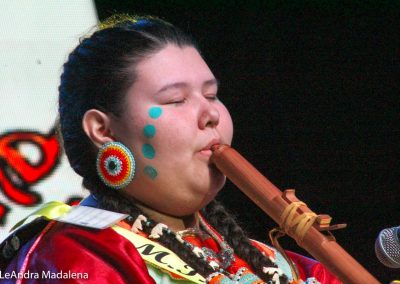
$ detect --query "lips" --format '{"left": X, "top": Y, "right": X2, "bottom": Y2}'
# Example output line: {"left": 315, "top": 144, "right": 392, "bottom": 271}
{"left": 199, "top": 139, "right": 221, "bottom": 157}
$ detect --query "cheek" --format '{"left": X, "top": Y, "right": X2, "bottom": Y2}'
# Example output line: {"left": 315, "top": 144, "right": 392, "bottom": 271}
{"left": 152, "top": 118, "right": 194, "bottom": 155}
{"left": 134, "top": 106, "right": 166, "bottom": 180}
{"left": 154, "top": 107, "right": 195, "bottom": 141}
{"left": 136, "top": 106, "right": 191, "bottom": 180}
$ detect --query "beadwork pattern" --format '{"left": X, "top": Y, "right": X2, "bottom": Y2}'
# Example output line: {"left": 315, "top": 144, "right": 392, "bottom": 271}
{"left": 96, "top": 142, "right": 135, "bottom": 189}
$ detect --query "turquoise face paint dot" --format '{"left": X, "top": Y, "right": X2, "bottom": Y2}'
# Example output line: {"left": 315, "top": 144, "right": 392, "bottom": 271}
{"left": 142, "top": 144, "right": 155, "bottom": 159}
{"left": 148, "top": 107, "right": 162, "bottom": 119}
{"left": 143, "top": 124, "right": 156, "bottom": 139}
{"left": 144, "top": 165, "right": 158, "bottom": 180}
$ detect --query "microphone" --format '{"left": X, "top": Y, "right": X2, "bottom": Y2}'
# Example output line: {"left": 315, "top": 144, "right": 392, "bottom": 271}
{"left": 375, "top": 226, "right": 400, "bottom": 268}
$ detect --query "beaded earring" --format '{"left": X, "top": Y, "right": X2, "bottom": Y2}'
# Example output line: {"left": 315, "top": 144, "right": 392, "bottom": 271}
{"left": 96, "top": 141, "right": 135, "bottom": 189}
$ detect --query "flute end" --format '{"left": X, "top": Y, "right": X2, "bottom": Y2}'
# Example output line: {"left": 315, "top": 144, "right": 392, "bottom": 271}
{"left": 211, "top": 144, "right": 229, "bottom": 152}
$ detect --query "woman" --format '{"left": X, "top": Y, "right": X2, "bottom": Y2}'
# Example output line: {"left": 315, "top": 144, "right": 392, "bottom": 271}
{"left": 2, "top": 15, "right": 339, "bottom": 283}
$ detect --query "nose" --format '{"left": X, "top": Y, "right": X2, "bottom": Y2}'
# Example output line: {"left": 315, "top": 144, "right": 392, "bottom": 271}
{"left": 198, "top": 98, "right": 220, "bottom": 129}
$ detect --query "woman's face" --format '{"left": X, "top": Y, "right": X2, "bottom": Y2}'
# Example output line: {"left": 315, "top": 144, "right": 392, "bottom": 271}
{"left": 111, "top": 44, "right": 233, "bottom": 217}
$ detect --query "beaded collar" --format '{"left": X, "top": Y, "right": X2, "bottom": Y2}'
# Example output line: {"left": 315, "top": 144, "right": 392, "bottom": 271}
{"left": 128, "top": 213, "right": 284, "bottom": 283}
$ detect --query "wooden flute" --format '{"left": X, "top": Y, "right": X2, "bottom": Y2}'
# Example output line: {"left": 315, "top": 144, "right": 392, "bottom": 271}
{"left": 210, "top": 144, "right": 380, "bottom": 284}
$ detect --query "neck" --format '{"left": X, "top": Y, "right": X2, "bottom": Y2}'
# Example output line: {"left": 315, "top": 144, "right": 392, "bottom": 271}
{"left": 136, "top": 203, "right": 199, "bottom": 232}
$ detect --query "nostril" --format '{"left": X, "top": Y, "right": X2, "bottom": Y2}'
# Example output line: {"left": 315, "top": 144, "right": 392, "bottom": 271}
{"left": 206, "top": 116, "right": 219, "bottom": 127}
{"left": 205, "top": 121, "right": 215, "bottom": 127}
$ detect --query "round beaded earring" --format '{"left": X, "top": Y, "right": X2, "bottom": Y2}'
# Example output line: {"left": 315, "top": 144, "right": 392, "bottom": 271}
{"left": 96, "top": 141, "right": 135, "bottom": 189}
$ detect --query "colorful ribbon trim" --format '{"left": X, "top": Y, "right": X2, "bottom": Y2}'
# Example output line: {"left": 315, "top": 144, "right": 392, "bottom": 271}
{"left": 9, "top": 202, "right": 205, "bottom": 283}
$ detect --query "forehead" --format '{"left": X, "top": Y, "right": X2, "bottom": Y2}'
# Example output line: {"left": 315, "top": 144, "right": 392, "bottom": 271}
{"left": 133, "top": 44, "right": 215, "bottom": 93}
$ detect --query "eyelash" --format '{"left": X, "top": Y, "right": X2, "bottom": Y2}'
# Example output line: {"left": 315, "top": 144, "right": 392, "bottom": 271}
{"left": 166, "top": 95, "right": 218, "bottom": 105}
{"left": 206, "top": 95, "right": 218, "bottom": 101}
{"left": 167, "top": 98, "right": 186, "bottom": 105}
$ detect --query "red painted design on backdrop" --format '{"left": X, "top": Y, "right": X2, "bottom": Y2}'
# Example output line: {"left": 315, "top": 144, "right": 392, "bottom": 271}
{"left": 0, "top": 129, "right": 60, "bottom": 224}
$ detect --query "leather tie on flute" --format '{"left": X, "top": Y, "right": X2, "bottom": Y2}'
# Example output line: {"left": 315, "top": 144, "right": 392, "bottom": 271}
{"left": 210, "top": 144, "right": 380, "bottom": 284}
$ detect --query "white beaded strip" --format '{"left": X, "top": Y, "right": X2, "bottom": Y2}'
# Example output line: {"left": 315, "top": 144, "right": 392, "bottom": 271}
{"left": 272, "top": 273, "right": 280, "bottom": 284}
{"left": 175, "top": 232, "right": 185, "bottom": 244}
{"left": 131, "top": 215, "right": 147, "bottom": 233}
{"left": 208, "top": 260, "right": 220, "bottom": 270}
{"left": 263, "top": 267, "right": 283, "bottom": 284}
{"left": 192, "top": 246, "right": 207, "bottom": 258}
{"left": 149, "top": 223, "right": 168, "bottom": 239}
{"left": 262, "top": 267, "right": 283, "bottom": 276}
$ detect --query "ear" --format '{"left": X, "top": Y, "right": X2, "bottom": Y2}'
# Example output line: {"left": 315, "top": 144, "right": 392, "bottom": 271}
{"left": 82, "top": 109, "right": 115, "bottom": 148}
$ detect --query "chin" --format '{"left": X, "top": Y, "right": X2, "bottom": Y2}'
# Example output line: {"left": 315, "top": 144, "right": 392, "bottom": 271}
{"left": 203, "top": 175, "right": 226, "bottom": 204}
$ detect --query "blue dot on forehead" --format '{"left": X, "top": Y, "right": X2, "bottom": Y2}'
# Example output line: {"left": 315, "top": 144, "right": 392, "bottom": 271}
{"left": 148, "top": 107, "right": 162, "bottom": 119}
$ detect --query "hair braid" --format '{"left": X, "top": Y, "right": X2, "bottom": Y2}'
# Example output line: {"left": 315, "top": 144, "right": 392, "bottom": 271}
{"left": 140, "top": 220, "right": 217, "bottom": 278}
{"left": 86, "top": 178, "right": 288, "bottom": 283}
{"left": 202, "top": 200, "right": 289, "bottom": 283}
{"left": 87, "top": 183, "right": 216, "bottom": 279}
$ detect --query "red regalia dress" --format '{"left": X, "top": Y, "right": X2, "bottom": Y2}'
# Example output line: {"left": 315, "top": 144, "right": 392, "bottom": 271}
{"left": 3, "top": 202, "right": 340, "bottom": 284}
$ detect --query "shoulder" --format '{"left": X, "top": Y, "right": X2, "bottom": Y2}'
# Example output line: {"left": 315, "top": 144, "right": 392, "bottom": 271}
{"left": 6, "top": 221, "right": 155, "bottom": 284}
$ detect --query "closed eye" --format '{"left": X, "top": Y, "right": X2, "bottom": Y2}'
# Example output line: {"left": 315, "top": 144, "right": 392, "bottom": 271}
{"left": 206, "top": 95, "right": 218, "bottom": 101}
{"left": 166, "top": 98, "right": 186, "bottom": 105}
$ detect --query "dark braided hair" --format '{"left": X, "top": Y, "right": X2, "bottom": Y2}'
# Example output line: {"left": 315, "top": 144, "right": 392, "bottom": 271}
{"left": 94, "top": 187, "right": 288, "bottom": 283}
{"left": 58, "top": 15, "right": 288, "bottom": 283}
{"left": 90, "top": 187, "right": 216, "bottom": 278}
{"left": 202, "top": 200, "right": 288, "bottom": 283}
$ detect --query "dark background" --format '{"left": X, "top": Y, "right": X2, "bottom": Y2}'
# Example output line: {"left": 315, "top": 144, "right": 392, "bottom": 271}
{"left": 95, "top": 1, "right": 399, "bottom": 282}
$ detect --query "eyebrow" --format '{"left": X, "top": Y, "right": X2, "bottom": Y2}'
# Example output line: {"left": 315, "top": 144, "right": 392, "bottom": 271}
{"left": 156, "top": 78, "right": 219, "bottom": 95}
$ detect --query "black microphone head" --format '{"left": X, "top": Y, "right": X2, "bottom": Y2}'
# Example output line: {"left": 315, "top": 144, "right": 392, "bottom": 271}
{"left": 375, "top": 227, "right": 400, "bottom": 268}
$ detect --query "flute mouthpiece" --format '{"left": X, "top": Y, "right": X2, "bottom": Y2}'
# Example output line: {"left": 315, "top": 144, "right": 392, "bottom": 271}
{"left": 211, "top": 144, "right": 222, "bottom": 152}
